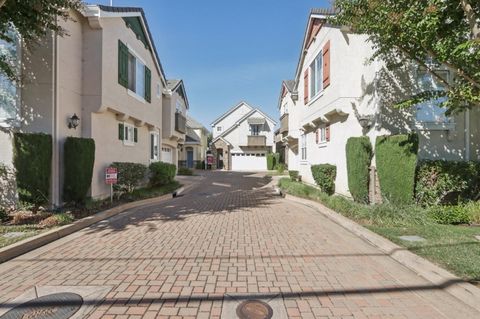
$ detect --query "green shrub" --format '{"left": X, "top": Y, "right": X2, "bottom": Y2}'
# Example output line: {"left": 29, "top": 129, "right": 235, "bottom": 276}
{"left": 375, "top": 134, "right": 418, "bottom": 205}
{"left": 178, "top": 167, "right": 193, "bottom": 176}
{"left": 13, "top": 133, "right": 52, "bottom": 205}
{"left": 195, "top": 161, "right": 205, "bottom": 170}
{"left": 111, "top": 162, "right": 147, "bottom": 193}
{"left": 266, "top": 153, "right": 275, "bottom": 170}
{"left": 149, "top": 162, "right": 176, "bottom": 186}
{"left": 346, "top": 136, "right": 373, "bottom": 204}
{"left": 311, "top": 164, "right": 337, "bottom": 195}
{"left": 63, "top": 137, "right": 95, "bottom": 204}
{"left": 0, "top": 208, "right": 8, "bottom": 222}
{"left": 276, "top": 163, "right": 285, "bottom": 174}
{"left": 464, "top": 201, "right": 480, "bottom": 224}
{"left": 289, "top": 170, "right": 299, "bottom": 181}
{"left": 415, "top": 160, "right": 480, "bottom": 206}
{"left": 428, "top": 205, "right": 472, "bottom": 225}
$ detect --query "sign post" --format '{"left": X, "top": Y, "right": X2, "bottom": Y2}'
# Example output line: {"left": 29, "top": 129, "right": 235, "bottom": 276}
{"left": 105, "top": 167, "right": 118, "bottom": 203}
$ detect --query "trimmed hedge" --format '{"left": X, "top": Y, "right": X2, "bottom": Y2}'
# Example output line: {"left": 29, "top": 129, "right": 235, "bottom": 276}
{"left": 149, "top": 162, "right": 176, "bottom": 186}
{"left": 13, "top": 133, "right": 52, "bottom": 205}
{"left": 63, "top": 137, "right": 95, "bottom": 204}
{"left": 178, "top": 167, "right": 193, "bottom": 176}
{"left": 266, "top": 153, "right": 275, "bottom": 170}
{"left": 416, "top": 160, "right": 480, "bottom": 206}
{"left": 311, "top": 164, "right": 337, "bottom": 195}
{"left": 289, "top": 170, "right": 300, "bottom": 181}
{"left": 346, "top": 136, "right": 373, "bottom": 204}
{"left": 111, "top": 162, "right": 147, "bottom": 193}
{"left": 376, "top": 134, "right": 418, "bottom": 205}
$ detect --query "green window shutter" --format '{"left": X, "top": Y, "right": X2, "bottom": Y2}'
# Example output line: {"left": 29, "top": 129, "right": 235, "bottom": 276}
{"left": 118, "top": 40, "right": 129, "bottom": 88}
{"left": 134, "top": 128, "right": 138, "bottom": 143}
{"left": 118, "top": 123, "right": 124, "bottom": 140}
{"left": 145, "top": 66, "right": 151, "bottom": 103}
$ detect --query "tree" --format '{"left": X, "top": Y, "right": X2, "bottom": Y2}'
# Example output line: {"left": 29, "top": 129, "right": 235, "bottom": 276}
{"left": 332, "top": 0, "right": 480, "bottom": 114}
{"left": 0, "top": 0, "right": 83, "bottom": 80}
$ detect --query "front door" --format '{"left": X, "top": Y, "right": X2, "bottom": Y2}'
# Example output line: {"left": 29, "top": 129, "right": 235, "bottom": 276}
{"left": 187, "top": 148, "right": 194, "bottom": 168}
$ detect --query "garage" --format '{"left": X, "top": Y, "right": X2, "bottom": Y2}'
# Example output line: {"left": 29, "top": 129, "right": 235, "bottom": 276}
{"left": 161, "top": 146, "right": 173, "bottom": 164}
{"left": 231, "top": 153, "right": 267, "bottom": 171}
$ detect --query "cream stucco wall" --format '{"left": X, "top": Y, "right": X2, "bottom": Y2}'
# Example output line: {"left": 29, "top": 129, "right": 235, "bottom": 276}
{"left": 212, "top": 103, "right": 253, "bottom": 138}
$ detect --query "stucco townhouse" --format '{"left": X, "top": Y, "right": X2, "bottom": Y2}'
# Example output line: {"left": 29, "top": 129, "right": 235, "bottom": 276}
{"left": 178, "top": 115, "right": 210, "bottom": 169}
{"left": 0, "top": 4, "right": 188, "bottom": 206}
{"left": 278, "top": 8, "right": 480, "bottom": 197}
{"left": 211, "top": 101, "right": 276, "bottom": 171}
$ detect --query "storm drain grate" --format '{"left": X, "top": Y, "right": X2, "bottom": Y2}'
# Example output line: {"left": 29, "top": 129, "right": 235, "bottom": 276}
{"left": 0, "top": 293, "right": 83, "bottom": 319}
{"left": 236, "top": 299, "right": 273, "bottom": 319}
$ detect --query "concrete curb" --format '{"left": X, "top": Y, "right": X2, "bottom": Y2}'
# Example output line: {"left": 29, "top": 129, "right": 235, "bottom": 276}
{"left": 0, "top": 185, "right": 187, "bottom": 264}
{"left": 284, "top": 194, "right": 480, "bottom": 313}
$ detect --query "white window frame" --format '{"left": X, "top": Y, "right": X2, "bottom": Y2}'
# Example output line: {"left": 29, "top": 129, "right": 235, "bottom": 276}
{"left": 156, "top": 82, "right": 161, "bottom": 98}
{"left": 0, "top": 31, "right": 21, "bottom": 127}
{"left": 301, "top": 134, "right": 307, "bottom": 161}
{"left": 309, "top": 50, "right": 323, "bottom": 99}
{"left": 150, "top": 131, "right": 160, "bottom": 162}
{"left": 317, "top": 126, "right": 327, "bottom": 144}
{"left": 250, "top": 124, "right": 261, "bottom": 136}
{"left": 123, "top": 123, "right": 135, "bottom": 146}
{"left": 126, "top": 45, "right": 147, "bottom": 102}
{"left": 216, "top": 126, "right": 222, "bottom": 132}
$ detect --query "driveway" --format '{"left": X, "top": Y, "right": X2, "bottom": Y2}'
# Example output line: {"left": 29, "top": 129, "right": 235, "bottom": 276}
{"left": 0, "top": 171, "right": 478, "bottom": 318}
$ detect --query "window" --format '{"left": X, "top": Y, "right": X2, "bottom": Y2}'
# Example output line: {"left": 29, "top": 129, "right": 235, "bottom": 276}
{"left": 301, "top": 134, "right": 307, "bottom": 160}
{"left": 250, "top": 124, "right": 261, "bottom": 136}
{"left": 156, "top": 83, "right": 161, "bottom": 98}
{"left": 216, "top": 126, "right": 222, "bottom": 132}
{"left": 150, "top": 132, "right": 159, "bottom": 161}
{"left": 316, "top": 127, "right": 326, "bottom": 144}
{"left": 309, "top": 51, "right": 323, "bottom": 98}
{"left": 0, "top": 31, "right": 19, "bottom": 125}
{"left": 416, "top": 69, "right": 450, "bottom": 124}
{"left": 118, "top": 123, "right": 137, "bottom": 146}
{"left": 118, "top": 40, "right": 151, "bottom": 102}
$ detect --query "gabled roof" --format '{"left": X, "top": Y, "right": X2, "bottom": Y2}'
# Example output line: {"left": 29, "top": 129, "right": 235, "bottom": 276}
{"left": 293, "top": 8, "right": 337, "bottom": 91}
{"left": 187, "top": 115, "right": 209, "bottom": 132}
{"left": 278, "top": 80, "right": 297, "bottom": 109}
{"left": 85, "top": 5, "right": 167, "bottom": 85}
{"left": 167, "top": 79, "right": 189, "bottom": 109}
{"left": 212, "top": 107, "right": 277, "bottom": 144}
{"left": 210, "top": 101, "right": 254, "bottom": 127}
{"left": 185, "top": 127, "right": 201, "bottom": 144}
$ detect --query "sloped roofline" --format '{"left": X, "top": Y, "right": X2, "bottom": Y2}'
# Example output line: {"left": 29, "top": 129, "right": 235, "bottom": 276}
{"left": 167, "top": 79, "right": 189, "bottom": 109}
{"left": 210, "top": 101, "right": 254, "bottom": 127}
{"left": 293, "top": 8, "right": 337, "bottom": 91}
{"left": 84, "top": 5, "right": 167, "bottom": 86}
{"left": 277, "top": 80, "right": 296, "bottom": 109}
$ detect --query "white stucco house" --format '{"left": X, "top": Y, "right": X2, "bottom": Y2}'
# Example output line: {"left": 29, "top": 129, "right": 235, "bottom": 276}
{"left": 277, "top": 8, "right": 480, "bottom": 197}
{"left": 211, "top": 102, "right": 276, "bottom": 171}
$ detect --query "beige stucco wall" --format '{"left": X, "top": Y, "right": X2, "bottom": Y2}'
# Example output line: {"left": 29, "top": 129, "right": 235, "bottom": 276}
{"left": 212, "top": 103, "right": 252, "bottom": 138}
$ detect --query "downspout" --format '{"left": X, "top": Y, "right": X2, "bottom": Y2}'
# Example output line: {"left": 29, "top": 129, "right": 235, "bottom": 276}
{"left": 465, "top": 109, "right": 470, "bottom": 160}
{"left": 51, "top": 29, "right": 60, "bottom": 207}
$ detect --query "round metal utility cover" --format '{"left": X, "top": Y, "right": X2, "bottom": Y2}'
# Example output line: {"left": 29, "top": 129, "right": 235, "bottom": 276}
{"left": 0, "top": 293, "right": 83, "bottom": 319}
{"left": 236, "top": 299, "right": 273, "bottom": 319}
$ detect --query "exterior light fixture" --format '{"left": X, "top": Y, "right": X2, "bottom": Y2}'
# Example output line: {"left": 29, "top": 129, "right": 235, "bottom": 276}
{"left": 68, "top": 113, "right": 80, "bottom": 129}
{"left": 358, "top": 115, "right": 374, "bottom": 129}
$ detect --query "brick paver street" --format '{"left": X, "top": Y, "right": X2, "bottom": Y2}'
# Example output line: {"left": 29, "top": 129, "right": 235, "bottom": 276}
{"left": 0, "top": 171, "right": 479, "bottom": 318}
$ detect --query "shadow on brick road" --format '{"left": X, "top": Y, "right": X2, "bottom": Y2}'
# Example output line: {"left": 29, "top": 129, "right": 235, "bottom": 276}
{"left": 83, "top": 172, "right": 276, "bottom": 234}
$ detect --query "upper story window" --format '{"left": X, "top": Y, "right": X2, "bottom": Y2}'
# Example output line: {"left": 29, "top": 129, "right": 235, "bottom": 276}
{"left": 216, "top": 126, "right": 222, "bottom": 132}
{"left": 0, "top": 31, "right": 19, "bottom": 126}
{"left": 250, "top": 124, "right": 261, "bottom": 136}
{"left": 118, "top": 40, "right": 151, "bottom": 103}
{"left": 309, "top": 51, "right": 323, "bottom": 98}
{"left": 415, "top": 64, "right": 450, "bottom": 124}
{"left": 176, "top": 100, "right": 183, "bottom": 114}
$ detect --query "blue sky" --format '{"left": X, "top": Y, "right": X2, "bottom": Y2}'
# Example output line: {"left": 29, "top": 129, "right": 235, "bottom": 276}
{"left": 100, "top": 0, "right": 331, "bottom": 129}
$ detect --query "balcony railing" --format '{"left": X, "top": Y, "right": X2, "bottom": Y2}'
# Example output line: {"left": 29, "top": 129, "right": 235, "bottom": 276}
{"left": 175, "top": 112, "right": 186, "bottom": 134}
{"left": 247, "top": 135, "right": 266, "bottom": 147}
{"left": 280, "top": 113, "right": 289, "bottom": 134}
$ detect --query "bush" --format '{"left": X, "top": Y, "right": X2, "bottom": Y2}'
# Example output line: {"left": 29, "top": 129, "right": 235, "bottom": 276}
{"left": 289, "top": 170, "right": 300, "bottom": 181}
{"left": 266, "top": 153, "right": 275, "bottom": 170}
{"left": 13, "top": 133, "right": 52, "bottom": 206}
{"left": 0, "top": 163, "right": 16, "bottom": 210}
{"left": 149, "top": 162, "right": 176, "bottom": 186}
{"left": 375, "top": 134, "right": 418, "bottom": 205}
{"left": 428, "top": 205, "right": 472, "bottom": 225}
{"left": 195, "top": 161, "right": 205, "bottom": 170}
{"left": 111, "top": 162, "right": 147, "bottom": 193}
{"left": 178, "top": 167, "right": 193, "bottom": 176}
{"left": 0, "top": 208, "right": 8, "bottom": 222}
{"left": 276, "top": 163, "right": 285, "bottom": 174}
{"left": 464, "top": 201, "right": 480, "bottom": 224}
{"left": 39, "top": 213, "right": 74, "bottom": 228}
{"left": 63, "top": 137, "right": 95, "bottom": 204}
{"left": 346, "top": 137, "right": 373, "bottom": 204}
{"left": 415, "top": 160, "right": 480, "bottom": 206}
{"left": 311, "top": 164, "right": 337, "bottom": 195}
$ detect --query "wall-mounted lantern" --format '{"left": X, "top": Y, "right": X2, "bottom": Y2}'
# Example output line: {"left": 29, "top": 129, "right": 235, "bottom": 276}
{"left": 68, "top": 113, "right": 80, "bottom": 130}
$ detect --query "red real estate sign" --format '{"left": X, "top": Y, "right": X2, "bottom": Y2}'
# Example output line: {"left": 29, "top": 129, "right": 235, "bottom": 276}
{"left": 105, "top": 167, "right": 118, "bottom": 184}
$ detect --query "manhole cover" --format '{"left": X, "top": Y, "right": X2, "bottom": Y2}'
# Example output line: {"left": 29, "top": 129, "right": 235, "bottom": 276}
{"left": 236, "top": 300, "right": 273, "bottom": 319}
{"left": 0, "top": 293, "right": 83, "bottom": 319}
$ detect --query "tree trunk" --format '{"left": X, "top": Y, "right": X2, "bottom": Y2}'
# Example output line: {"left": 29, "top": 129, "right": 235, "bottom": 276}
{"left": 461, "top": 0, "right": 480, "bottom": 39}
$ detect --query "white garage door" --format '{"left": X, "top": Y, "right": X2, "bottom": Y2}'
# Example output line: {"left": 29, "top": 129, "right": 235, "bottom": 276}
{"left": 231, "top": 153, "right": 267, "bottom": 171}
{"left": 161, "top": 147, "right": 173, "bottom": 164}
